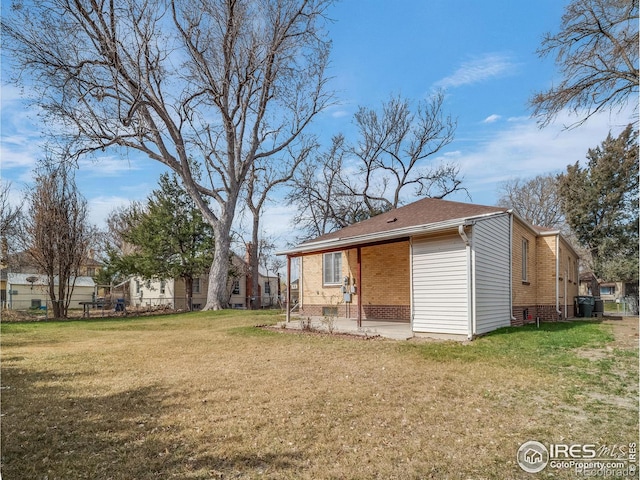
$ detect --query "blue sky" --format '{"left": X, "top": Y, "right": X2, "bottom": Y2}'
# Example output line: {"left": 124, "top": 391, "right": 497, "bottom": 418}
{"left": 1, "top": 0, "right": 635, "bottom": 250}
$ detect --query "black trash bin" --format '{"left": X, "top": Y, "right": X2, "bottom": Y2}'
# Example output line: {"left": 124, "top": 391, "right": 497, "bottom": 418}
{"left": 593, "top": 298, "right": 604, "bottom": 317}
{"left": 115, "top": 298, "right": 125, "bottom": 312}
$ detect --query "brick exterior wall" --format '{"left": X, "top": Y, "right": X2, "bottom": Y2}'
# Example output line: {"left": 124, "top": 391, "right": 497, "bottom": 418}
{"left": 536, "top": 236, "right": 558, "bottom": 306}
{"left": 511, "top": 303, "right": 576, "bottom": 325}
{"left": 510, "top": 219, "right": 579, "bottom": 325}
{"left": 511, "top": 219, "right": 538, "bottom": 315}
{"left": 362, "top": 304, "right": 411, "bottom": 321}
{"left": 299, "top": 303, "right": 411, "bottom": 321}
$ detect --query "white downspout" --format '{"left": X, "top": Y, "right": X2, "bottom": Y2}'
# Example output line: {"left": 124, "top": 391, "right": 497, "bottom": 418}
{"left": 509, "top": 212, "right": 516, "bottom": 323}
{"left": 409, "top": 238, "right": 414, "bottom": 333}
{"left": 555, "top": 237, "right": 562, "bottom": 319}
{"left": 459, "top": 225, "right": 474, "bottom": 339}
{"left": 564, "top": 269, "right": 568, "bottom": 319}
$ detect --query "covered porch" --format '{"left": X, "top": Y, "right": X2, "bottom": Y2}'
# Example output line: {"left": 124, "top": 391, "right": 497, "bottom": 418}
{"left": 282, "top": 238, "right": 413, "bottom": 329}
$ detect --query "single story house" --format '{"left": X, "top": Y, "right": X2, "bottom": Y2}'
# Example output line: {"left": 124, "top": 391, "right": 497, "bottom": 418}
{"left": 130, "top": 253, "right": 280, "bottom": 310}
{"left": 279, "top": 198, "right": 580, "bottom": 340}
{"left": 6, "top": 273, "right": 96, "bottom": 310}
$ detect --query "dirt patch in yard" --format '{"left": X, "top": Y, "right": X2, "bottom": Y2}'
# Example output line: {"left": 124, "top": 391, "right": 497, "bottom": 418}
{"left": 603, "top": 315, "right": 639, "bottom": 349}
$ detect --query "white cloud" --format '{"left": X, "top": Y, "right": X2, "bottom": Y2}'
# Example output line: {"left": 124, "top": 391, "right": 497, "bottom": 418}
{"left": 331, "top": 109, "right": 350, "bottom": 119}
{"left": 87, "top": 196, "right": 132, "bottom": 227}
{"left": 482, "top": 114, "right": 501, "bottom": 124}
{"left": 444, "top": 107, "right": 635, "bottom": 206}
{"left": 434, "top": 53, "right": 517, "bottom": 89}
{"left": 77, "top": 155, "right": 144, "bottom": 177}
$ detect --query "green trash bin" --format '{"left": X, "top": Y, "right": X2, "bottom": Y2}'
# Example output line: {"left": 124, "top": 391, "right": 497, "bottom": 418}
{"left": 575, "top": 296, "right": 595, "bottom": 317}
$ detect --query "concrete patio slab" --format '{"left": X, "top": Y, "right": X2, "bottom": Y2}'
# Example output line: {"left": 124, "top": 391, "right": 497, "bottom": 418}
{"left": 279, "top": 315, "right": 413, "bottom": 340}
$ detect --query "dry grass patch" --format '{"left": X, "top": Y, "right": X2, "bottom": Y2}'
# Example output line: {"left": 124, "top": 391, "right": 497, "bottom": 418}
{"left": 1, "top": 312, "right": 637, "bottom": 479}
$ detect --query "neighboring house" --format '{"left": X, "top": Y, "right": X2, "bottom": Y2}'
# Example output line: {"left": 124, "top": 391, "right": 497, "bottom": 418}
{"left": 129, "top": 253, "right": 279, "bottom": 310}
{"left": 290, "top": 278, "right": 300, "bottom": 305}
{"left": 1, "top": 251, "right": 103, "bottom": 307}
{"left": 579, "top": 272, "right": 637, "bottom": 302}
{"left": 79, "top": 251, "right": 103, "bottom": 278}
{"left": 6, "top": 273, "right": 96, "bottom": 310}
{"left": 578, "top": 272, "right": 599, "bottom": 297}
{"left": 279, "top": 198, "right": 580, "bottom": 340}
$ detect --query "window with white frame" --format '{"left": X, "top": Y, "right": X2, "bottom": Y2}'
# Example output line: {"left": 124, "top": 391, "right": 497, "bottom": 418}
{"left": 232, "top": 279, "right": 240, "bottom": 295}
{"left": 193, "top": 278, "right": 201, "bottom": 294}
{"left": 522, "top": 239, "right": 529, "bottom": 282}
{"left": 600, "top": 285, "right": 615, "bottom": 295}
{"left": 323, "top": 252, "right": 342, "bottom": 285}
{"left": 264, "top": 281, "right": 271, "bottom": 295}
{"left": 160, "top": 279, "right": 166, "bottom": 295}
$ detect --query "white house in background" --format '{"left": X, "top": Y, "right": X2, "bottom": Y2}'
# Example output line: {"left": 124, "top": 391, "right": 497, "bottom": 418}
{"left": 129, "top": 253, "right": 280, "bottom": 310}
{"left": 6, "top": 273, "right": 96, "bottom": 310}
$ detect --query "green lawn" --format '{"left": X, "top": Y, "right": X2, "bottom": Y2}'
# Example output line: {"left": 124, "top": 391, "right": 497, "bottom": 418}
{"left": 1, "top": 311, "right": 637, "bottom": 479}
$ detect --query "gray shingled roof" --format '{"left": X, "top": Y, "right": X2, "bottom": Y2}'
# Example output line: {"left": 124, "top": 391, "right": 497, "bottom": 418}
{"left": 304, "top": 198, "right": 508, "bottom": 245}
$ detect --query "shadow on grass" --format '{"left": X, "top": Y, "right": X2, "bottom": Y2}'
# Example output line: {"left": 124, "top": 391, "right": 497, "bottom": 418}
{"left": 1, "top": 362, "right": 303, "bottom": 479}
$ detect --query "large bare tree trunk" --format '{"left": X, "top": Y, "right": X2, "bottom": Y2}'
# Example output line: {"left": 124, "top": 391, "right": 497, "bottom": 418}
{"left": 205, "top": 220, "right": 233, "bottom": 310}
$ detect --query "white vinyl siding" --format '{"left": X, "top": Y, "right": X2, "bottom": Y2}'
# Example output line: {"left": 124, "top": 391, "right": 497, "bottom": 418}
{"left": 412, "top": 234, "right": 469, "bottom": 335}
{"left": 473, "top": 215, "right": 512, "bottom": 334}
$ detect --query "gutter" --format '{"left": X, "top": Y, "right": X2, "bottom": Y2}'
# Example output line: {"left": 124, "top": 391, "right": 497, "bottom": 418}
{"left": 277, "top": 211, "right": 505, "bottom": 256}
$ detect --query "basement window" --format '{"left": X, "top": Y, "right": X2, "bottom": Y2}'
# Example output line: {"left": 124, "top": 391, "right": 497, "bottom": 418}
{"left": 322, "top": 306, "right": 338, "bottom": 316}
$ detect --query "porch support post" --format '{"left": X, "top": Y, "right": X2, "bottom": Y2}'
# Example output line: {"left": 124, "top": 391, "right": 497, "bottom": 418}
{"left": 357, "top": 247, "right": 362, "bottom": 328}
{"left": 286, "top": 255, "right": 291, "bottom": 323}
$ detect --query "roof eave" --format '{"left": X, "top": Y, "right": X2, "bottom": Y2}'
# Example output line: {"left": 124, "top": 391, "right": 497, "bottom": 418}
{"left": 277, "top": 211, "right": 507, "bottom": 256}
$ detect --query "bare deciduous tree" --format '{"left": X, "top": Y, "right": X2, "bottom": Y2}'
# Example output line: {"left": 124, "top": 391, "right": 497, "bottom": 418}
{"left": 287, "top": 93, "right": 462, "bottom": 240}
{"left": 0, "top": 181, "right": 22, "bottom": 266}
{"left": 2, "top": 0, "right": 333, "bottom": 309}
{"left": 22, "top": 161, "right": 95, "bottom": 318}
{"left": 496, "top": 175, "right": 565, "bottom": 229}
{"left": 286, "top": 135, "right": 364, "bottom": 240}
{"left": 531, "top": 0, "right": 639, "bottom": 127}
{"left": 244, "top": 138, "right": 315, "bottom": 308}
{"left": 349, "top": 93, "right": 459, "bottom": 211}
